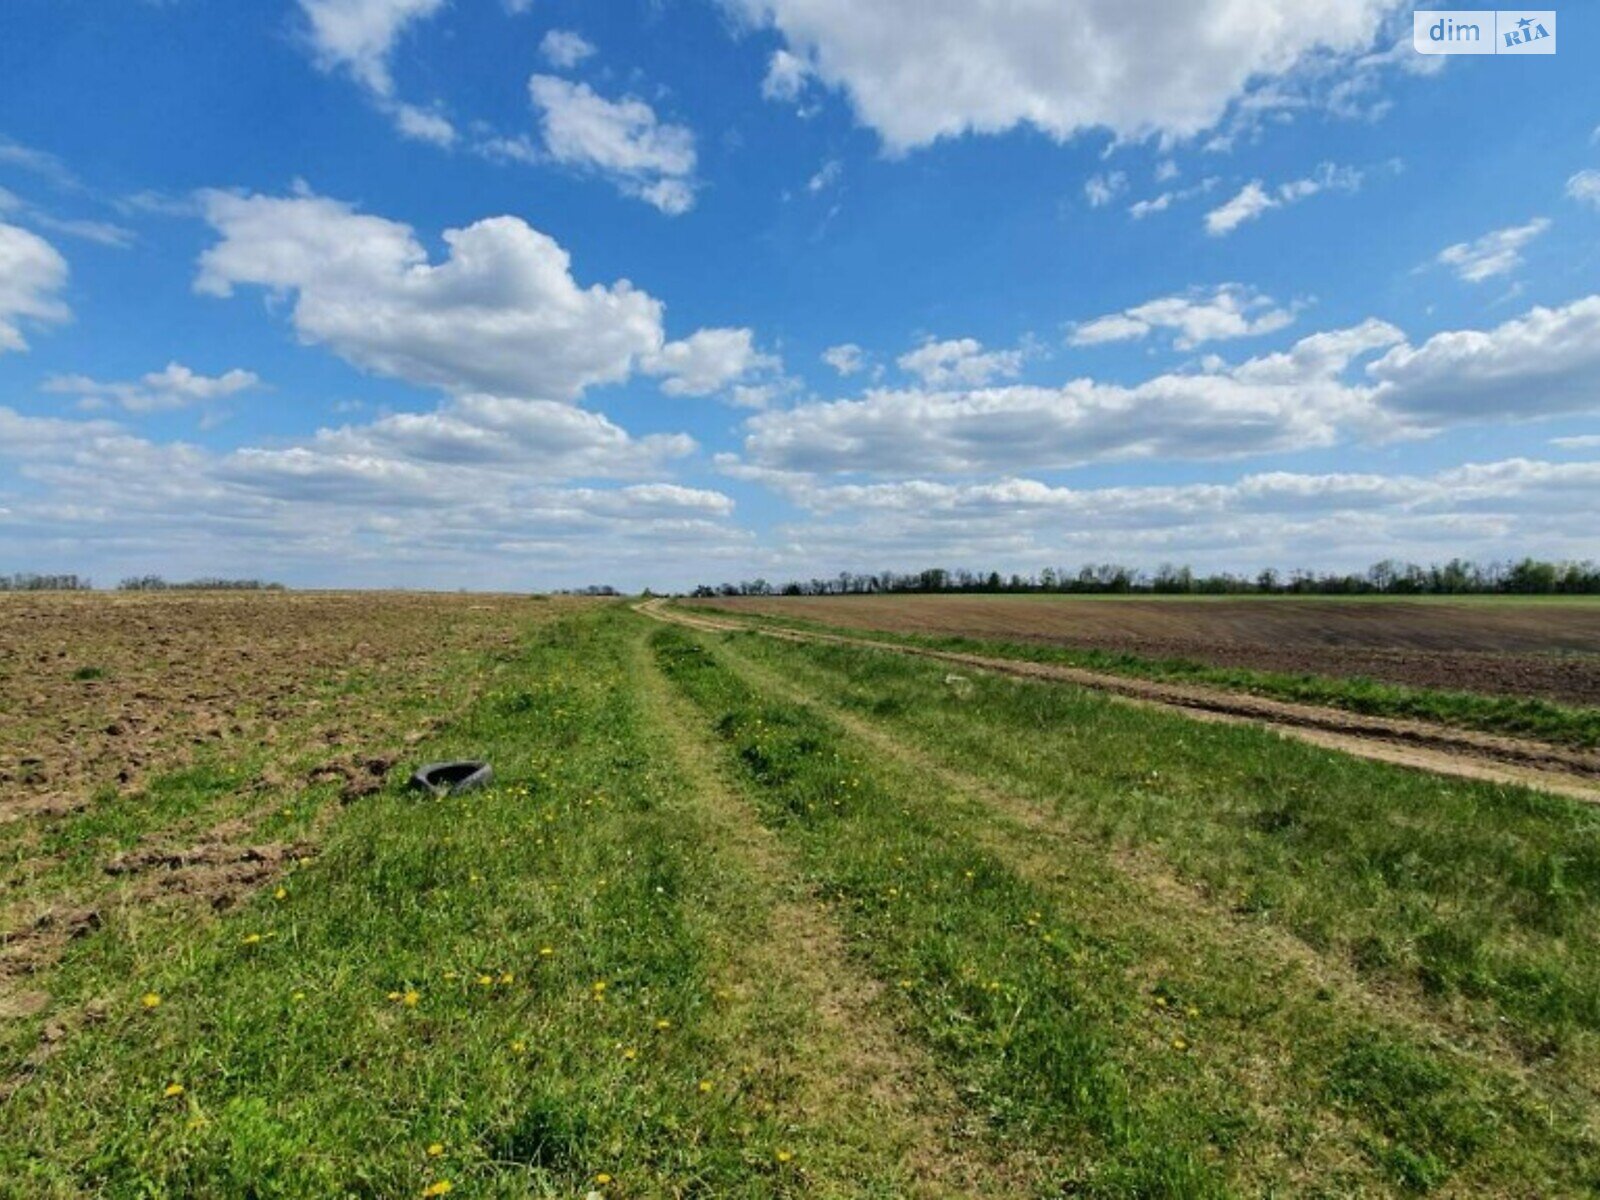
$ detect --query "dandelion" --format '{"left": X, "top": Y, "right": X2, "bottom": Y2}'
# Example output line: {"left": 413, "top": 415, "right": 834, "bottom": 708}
{"left": 476, "top": 975, "right": 494, "bottom": 987}
{"left": 422, "top": 1182, "right": 453, "bottom": 1197}
{"left": 426, "top": 1143, "right": 445, "bottom": 1158}
{"left": 511, "top": 1039, "right": 527, "bottom": 1054}
{"left": 499, "top": 971, "right": 514, "bottom": 985}
{"left": 1153, "top": 995, "right": 1168, "bottom": 1008}
{"left": 594, "top": 1172, "right": 613, "bottom": 1185}
{"left": 141, "top": 992, "right": 162, "bottom": 1009}
{"left": 1186, "top": 1005, "right": 1200, "bottom": 1018}
{"left": 776, "top": 1149, "right": 794, "bottom": 1164}
{"left": 654, "top": 1018, "right": 672, "bottom": 1030}
{"left": 1172, "top": 1036, "right": 1189, "bottom": 1051}
{"left": 403, "top": 990, "right": 420, "bottom": 1007}
{"left": 621, "top": 1046, "right": 638, "bottom": 1061}
{"left": 388, "top": 991, "right": 403, "bottom": 1002}
{"left": 292, "top": 991, "right": 306, "bottom": 1003}
{"left": 443, "top": 971, "right": 459, "bottom": 981}
{"left": 539, "top": 946, "right": 554, "bottom": 958}
{"left": 698, "top": 1079, "right": 714, "bottom": 1094}
{"left": 274, "top": 887, "right": 287, "bottom": 901}
{"left": 241, "top": 933, "right": 262, "bottom": 946}
{"left": 164, "top": 1082, "right": 185, "bottom": 1098}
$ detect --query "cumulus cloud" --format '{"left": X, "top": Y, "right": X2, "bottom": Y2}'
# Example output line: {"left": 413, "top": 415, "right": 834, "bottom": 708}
{"left": 195, "top": 188, "right": 670, "bottom": 401}
{"left": 0, "top": 403, "right": 732, "bottom": 589}
{"left": 1435, "top": 218, "right": 1550, "bottom": 283}
{"left": 1569, "top": 169, "right": 1600, "bottom": 210}
{"left": 1070, "top": 285, "right": 1297, "bottom": 350}
{"left": 297, "top": 0, "right": 456, "bottom": 143}
{"left": 540, "top": 29, "right": 597, "bottom": 69}
{"left": 1205, "top": 163, "right": 1363, "bottom": 235}
{"left": 897, "top": 338, "right": 1022, "bottom": 388}
{"left": 0, "top": 220, "right": 70, "bottom": 354}
{"left": 1128, "top": 176, "right": 1219, "bottom": 219}
{"left": 1369, "top": 295, "right": 1600, "bottom": 420}
{"left": 730, "top": 0, "right": 1403, "bottom": 152}
{"left": 745, "top": 320, "right": 1391, "bottom": 475}
{"left": 822, "top": 343, "right": 866, "bottom": 376}
{"left": 527, "top": 75, "right": 698, "bottom": 213}
{"left": 43, "top": 363, "right": 263, "bottom": 414}
{"left": 728, "top": 456, "right": 1600, "bottom": 576}
{"left": 641, "top": 327, "right": 782, "bottom": 399}
{"left": 1083, "top": 171, "right": 1126, "bottom": 208}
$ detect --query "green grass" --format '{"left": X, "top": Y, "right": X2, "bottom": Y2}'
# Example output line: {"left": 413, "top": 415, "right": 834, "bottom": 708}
{"left": 712, "top": 629, "right": 1600, "bottom": 1066}
{"left": 651, "top": 625, "right": 1600, "bottom": 1196}
{"left": 12, "top": 604, "right": 1600, "bottom": 1197}
{"left": 681, "top": 603, "right": 1600, "bottom": 748}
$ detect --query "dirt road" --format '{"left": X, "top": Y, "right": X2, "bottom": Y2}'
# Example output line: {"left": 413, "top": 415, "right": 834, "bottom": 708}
{"left": 638, "top": 600, "right": 1600, "bottom": 804}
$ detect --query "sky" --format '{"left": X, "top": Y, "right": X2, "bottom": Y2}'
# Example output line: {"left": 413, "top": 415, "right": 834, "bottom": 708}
{"left": 1, "top": 1, "right": 1597, "bottom": 591}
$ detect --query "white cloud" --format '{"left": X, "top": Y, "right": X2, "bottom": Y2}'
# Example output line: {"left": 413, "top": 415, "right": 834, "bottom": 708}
{"left": 540, "top": 29, "right": 597, "bottom": 69}
{"left": 641, "top": 327, "right": 781, "bottom": 398}
{"left": 808, "top": 159, "right": 842, "bottom": 193}
{"left": 761, "top": 49, "right": 811, "bottom": 102}
{"left": 822, "top": 343, "right": 865, "bottom": 376}
{"left": 1070, "top": 285, "right": 1296, "bottom": 350}
{"left": 1205, "top": 163, "right": 1362, "bottom": 235}
{"left": 0, "top": 220, "right": 70, "bottom": 354}
{"left": 1155, "top": 160, "right": 1179, "bottom": 183}
{"left": 43, "top": 363, "right": 262, "bottom": 413}
{"left": 897, "top": 337, "right": 1023, "bottom": 388}
{"left": 747, "top": 320, "right": 1392, "bottom": 475}
{"left": 729, "top": 0, "right": 1403, "bottom": 152}
{"left": 1571, "top": 170, "right": 1600, "bottom": 209}
{"left": 297, "top": 0, "right": 457, "bottom": 144}
{"left": 527, "top": 75, "right": 698, "bottom": 214}
{"left": 1551, "top": 434, "right": 1600, "bottom": 450}
{"left": 728, "top": 456, "right": 1600, "bottom": 577}
{"left": 1128, "top": 176, "right": 1218, "bottom": 219}
{"left": 1369, "top": 295, "right": 1600, "bottom": 420}
{"left": 1083, "top": 171, "right": 1126, "bottom": 207}
{"left": 0, "top": 403, "right": 731, "bottom": 589}
{"left": 195, "top": 188, "right": 668, "bottom": 401}
{"left": 1435, "top": 218, "right": 1549, "bottom": 283}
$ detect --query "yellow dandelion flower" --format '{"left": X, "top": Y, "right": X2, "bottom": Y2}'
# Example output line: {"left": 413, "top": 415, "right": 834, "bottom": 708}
{"left": 403, "top": 990, "right": 421, "bottom": 1007}
{"left": 291, "top": 991, "right": 306, "bottom": 1002}
{"left": 776, "top": 1149, "right": 794, "bottom": 1164}
{"left": 595, "top": 1171, "right": 613, "bottom": 1185}
{"left": 499, "top": 971, "right": 514, "bottom": 985}
{"left": 422, "top": 1182, "right": 453, "bottom": 1197}
{"left": 164, "top": 1083, "right": 185, "bottom": 1098}
{"left": 241, "top": 933, "right": 262, "bottom": 946}
{"left": 426, "top": 1143, "right": 445, "bottom": 1158}
{"left": 538, "top": 946, "right": 554, "bottom": 958}
{"left": 388, "top": 991, "right": 403, "bottom": 1002}
{"left": 274, "top": 887, "right": 287, "bottom": 901}
{"left": 621, "top": 1046, "right": 638, "bottom": 1061}
{"left": 1186, "top": 1005, "right": 1200, "bottom": 1017}
{"left": 654, "top": 1018, "right": 672, "bottom": 1030}
{"left": 443, "top": 971, "right": 459, "bottom": 981}
{"left": 1172, "top": 1036, "right": 1189, "bottom": 1051}
{"left": 592, "top": 980, "right": 607, "bottom": 993}
{"left": 476, "top": 974, "right": 494, "bottom": 987}
{"left": 698, "top": 1079, "right": 714, "bottom": 1094}
{"left": 141, "top": 992, "right": 162, "bottom": 1009}
{"left": 511, "top": 1039, "right": 527, "bottom": 1054}
{"left": 1153, "top": 995, "right": 1168, "bottom": 1008}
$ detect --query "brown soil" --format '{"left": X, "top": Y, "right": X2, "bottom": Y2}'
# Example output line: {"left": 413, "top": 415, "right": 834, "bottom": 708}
{"left": 695, "top": 595, "right": 1600, "bottom": 705}
{"left": 644, "top": 601, "right": 1600, "bottom": 804}
{"left": 0, "top": 591, "right": 543, "bottom": 822}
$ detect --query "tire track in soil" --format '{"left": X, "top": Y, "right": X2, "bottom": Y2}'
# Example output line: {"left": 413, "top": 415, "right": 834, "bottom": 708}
{"left": 703, "top": 630, "right": 1600, "bottom": 1127}
{"left": 630, "top": 630, "right": 1043, "bottom": 1199}
{"left": 639, "top": 600, "right": 1600, "bottom": 804}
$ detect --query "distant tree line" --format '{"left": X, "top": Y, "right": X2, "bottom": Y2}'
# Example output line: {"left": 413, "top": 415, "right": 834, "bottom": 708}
{"left": 556, "top": 585, "right": 621, "bottom": 597}
{"left": 0, "top": 572, "right": 93, "bottom": 591}
{"left": 117, "top": 576, "right": 284, "bottom": 591}
{"left": 690, "top": 558, "right": 1600, "bottom": 598}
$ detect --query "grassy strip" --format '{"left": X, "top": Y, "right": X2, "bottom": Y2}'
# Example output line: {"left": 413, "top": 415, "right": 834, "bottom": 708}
{"left": 717, "top": 629, "right": 1600, "bottom": 1077}
{"left": 679, "top": 604, "right": 1600, "bottom": 749}
{"left": 703, "top": 628, "right": 1600, "bottom": 1197}
{"left": 3, "top": 608, "right": 908, "bottom": 1197}
{"left": 654, "top": 624, "right": 1600, "bottom": 1195}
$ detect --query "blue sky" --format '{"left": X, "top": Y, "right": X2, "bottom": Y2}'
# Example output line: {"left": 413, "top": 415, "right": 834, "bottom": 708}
{"left": 1, "top": 1, "right": 1597, "bottom": 589}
